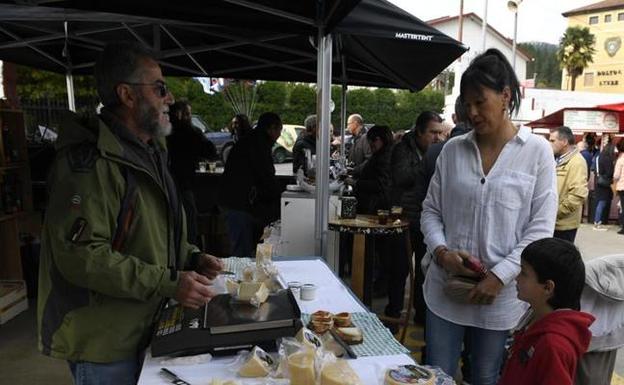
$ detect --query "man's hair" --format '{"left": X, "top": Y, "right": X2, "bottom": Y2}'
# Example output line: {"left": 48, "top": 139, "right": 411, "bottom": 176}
{"left": 304, "top": 114, "right": 317, "bottom": 134}
{"left": 414, "top": 111, "right": 442, "bottom": 135}
{"left": 366, "top": 125, "right": 393, "bottom": 148}
{"left": 256, "top": 112, "right": 282, "bottom": 131}
{"left": 554, "top": 126, "right": 575, "bottom": 146}
{"left": 95, "top": 41, "right": 157, "bottom": 107}
{"left": 348, "top": 114, "right": 363, "bottom": 125}
{"left": 454, "top": 96, "right": 468, "bottom": 123}
{"left": 521, "top": 238, "right": 585, "bottom": 311}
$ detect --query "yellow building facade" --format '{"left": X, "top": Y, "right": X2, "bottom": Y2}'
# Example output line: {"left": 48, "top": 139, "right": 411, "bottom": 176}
{"left": 561, "top": 1, "right": 624, "bottom": 93}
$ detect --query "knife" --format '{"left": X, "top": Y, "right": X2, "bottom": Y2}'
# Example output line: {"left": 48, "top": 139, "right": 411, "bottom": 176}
{"left": 329, "top": 328, "right": 357, "bottom": 359}
{"left": 161, "top": 367, "right": 191, "bottom": 385}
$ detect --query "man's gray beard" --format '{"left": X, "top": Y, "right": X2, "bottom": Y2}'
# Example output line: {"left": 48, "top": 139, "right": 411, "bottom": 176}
{"left": 138, "top": 99, "right": 172, "bottom": 138}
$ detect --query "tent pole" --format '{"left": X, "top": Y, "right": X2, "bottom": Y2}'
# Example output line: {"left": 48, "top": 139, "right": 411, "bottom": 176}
{"left": 314, "top": 31, "right": 332, "bottom": 258}
{"left": 66, "top": 70, "right": 76, "bottom": 112}
{"left": 340, "top": 55, "right": 347, "bottom": 165}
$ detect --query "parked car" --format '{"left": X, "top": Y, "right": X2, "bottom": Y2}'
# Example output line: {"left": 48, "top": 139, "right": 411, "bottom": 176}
{"left": 192, "top": 114, "right": 234, "bottom": 162}
{"left": 273, "top": 124, "right": 305, "bottom": 163}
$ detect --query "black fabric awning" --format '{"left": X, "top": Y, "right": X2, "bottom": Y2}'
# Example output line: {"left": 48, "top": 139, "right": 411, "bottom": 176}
{"left": 0, "top": 0, "right": 467, "bottom": 90}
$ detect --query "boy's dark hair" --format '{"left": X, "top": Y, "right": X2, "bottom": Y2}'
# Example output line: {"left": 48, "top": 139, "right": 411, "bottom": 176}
{"left": 256, "top": 112, "right": 281, "bottom": 131}
{"left": 521, "top": 238, "right": 585, "bottom": 310}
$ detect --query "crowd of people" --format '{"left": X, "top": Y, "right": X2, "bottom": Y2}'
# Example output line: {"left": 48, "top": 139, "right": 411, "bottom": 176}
{"left": 35, "top": 40, "right": 624, "bottom": 385}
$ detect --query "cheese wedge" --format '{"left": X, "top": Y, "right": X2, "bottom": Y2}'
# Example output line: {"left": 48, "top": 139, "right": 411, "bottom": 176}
{"left": 335, "top": 327, "right": 363, "bottom": 344}
{"left": 384, "top": 365, "right": 435, "bottom": 385}
{"left": 296, "top": 327, "right": 323, "bottom": 350}
{"left": 225, "top": 278, "right": 240, "bottom": 296}
{"left": 237, "top": 282, "right": 269, "bottom": 304}
{"left": 238, "top": 346, "right": 274, "bottom": 378}
{"left": 288, "top": 351, "right": 316, "bottom": 385}
{"left": 321, "top": 360, "right": 363, "bottom": 385}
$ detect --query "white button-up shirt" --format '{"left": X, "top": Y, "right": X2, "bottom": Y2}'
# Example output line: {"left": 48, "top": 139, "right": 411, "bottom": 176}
{"left": 421, "top": 126, "right": 557, "bottom": 330}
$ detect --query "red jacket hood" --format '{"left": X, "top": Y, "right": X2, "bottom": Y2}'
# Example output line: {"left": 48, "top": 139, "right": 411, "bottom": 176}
{"left": 522, "top": 310, "right": 595, "bottom": 355}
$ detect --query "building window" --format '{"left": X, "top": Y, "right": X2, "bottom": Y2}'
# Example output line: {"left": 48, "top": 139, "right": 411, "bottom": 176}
{"left": 605, "top": 14, "right": 612, "bottom": 22}
{"left": 618, "top": 13, "right": 624, "bottom": 21}
{"left": 589, "top": 16, "right": 599, "bottom": 24}
{"left": 584, "top": 73, "right": 594, "bottom": 87}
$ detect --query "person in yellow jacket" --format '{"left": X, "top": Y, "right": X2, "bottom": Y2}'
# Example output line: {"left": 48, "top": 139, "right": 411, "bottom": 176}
{"left": 549, "top": 126, "right": 588, "bottom": 242}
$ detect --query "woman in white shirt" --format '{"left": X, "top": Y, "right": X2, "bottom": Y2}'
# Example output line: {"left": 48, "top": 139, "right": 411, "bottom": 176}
{"left": 420, "top": 48, "right": 557, "bottom": 385}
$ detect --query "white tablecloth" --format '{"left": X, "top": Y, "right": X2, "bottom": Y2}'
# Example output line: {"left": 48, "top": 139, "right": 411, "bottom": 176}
{"left": 137, "top": 258, "right": 415, "bottom": 385}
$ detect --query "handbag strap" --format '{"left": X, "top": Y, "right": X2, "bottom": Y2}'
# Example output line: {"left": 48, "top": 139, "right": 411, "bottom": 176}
{"left": 596, "top": 154, "right": 600, "bottom": 175}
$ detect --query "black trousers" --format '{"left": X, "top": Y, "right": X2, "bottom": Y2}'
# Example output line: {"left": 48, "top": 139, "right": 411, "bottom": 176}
{"left": 553, "top": 228, "right": 578, "bottom": 243}
{"left": 382, "top": 224, "right": 427, "bottom": 322}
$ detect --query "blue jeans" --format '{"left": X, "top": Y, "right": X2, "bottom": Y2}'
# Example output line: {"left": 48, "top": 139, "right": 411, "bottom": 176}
{"left": 425, "top": 309, "right": 509, "bottom": 385}
{"left": 594, "top": 199, "right": 609, "bottom": 224}
{"left": 68, "top": 358, "right": 139, "bottom": 385}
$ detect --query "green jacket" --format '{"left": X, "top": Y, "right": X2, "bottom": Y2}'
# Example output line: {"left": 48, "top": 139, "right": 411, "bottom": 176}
{"left": 37, "top": 111, "right": 198, "bottom": 362}
{"left": 555, "top": 149, "right": 588, "bottom": 231}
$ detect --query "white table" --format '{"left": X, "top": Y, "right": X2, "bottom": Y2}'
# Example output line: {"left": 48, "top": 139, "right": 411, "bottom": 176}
{"left": 138, "top": 259, "right": 416, "bottom": 385}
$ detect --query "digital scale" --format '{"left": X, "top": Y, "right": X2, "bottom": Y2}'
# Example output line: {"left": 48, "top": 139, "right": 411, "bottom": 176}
{"left": 151, "top": 289, "right": 302, "bottom": 357}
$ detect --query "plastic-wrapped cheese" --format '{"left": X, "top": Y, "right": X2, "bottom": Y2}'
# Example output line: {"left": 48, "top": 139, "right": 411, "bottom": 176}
{"left": 296, "top": 327, "right": 323, "bottom": 350}
{"left": 321, "top": 360, "right": 362, "bottom": 385}
{"left": 238, "top": 346, "right": 274, "bottom": 378}
{"left": 384, "top": 365, "right": 435, "bottom": 385}
{"left": 288, "top": 351, "right": 316, "bottom": 385}
{"left": 210, "top": 380, "right": 240, "bottom": 385}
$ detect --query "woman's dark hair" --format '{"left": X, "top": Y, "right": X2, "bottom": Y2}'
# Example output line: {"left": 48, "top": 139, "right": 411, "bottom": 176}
{"left": 230, "top": 114, "right": 251, "bottom": 136}
{"left": 521, "top": 238, "right": 585, "bottom": 311}
{"left": 617, "top": 139, "right": 624, "bottom": 153}
{"left": 601, "top": 142, "right": 615, "bottom": 159}
{"left": 460, "top": 48, "right": 521, "bottom": 116}
{"left": 366, "top": 125, "right": 393, "bottom": 148}
{"left": 414, "top": 111, "right": 442, "bottom": 135}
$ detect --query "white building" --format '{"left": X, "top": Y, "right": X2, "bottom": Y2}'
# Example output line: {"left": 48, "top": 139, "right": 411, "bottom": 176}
{"left": 427, "top": 13, "right": 532, "bottom": 120}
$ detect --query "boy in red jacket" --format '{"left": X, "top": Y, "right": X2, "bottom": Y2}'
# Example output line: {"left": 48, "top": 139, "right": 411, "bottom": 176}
{"left": 498, "top": 238, "right": 594, "bottom": 385}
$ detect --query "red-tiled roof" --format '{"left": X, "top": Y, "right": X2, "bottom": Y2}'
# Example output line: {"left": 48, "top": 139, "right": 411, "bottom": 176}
{"left": 426, "top": 13, "right": 532, "bottom": 61}
{"left": 562, "top": 0, "right": 624, "bottom": 17}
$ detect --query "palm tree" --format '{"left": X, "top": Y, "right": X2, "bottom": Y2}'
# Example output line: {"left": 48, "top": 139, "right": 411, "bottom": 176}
{"left": 557, "top": 26, "right": 596, "bottom": 91}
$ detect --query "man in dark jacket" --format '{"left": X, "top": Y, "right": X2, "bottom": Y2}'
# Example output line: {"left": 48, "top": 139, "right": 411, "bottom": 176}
{"left": 218, "top": 112, "right": 283, "bottom": 257}
{"left": 167, "top": 100, "right": 217, "bottom": 244}
{"left": 38, "top": 42, "right": 223, "bottom": 385}
{"left": 292, "top": 114, "right": 317, "bottom": 174}
{"left": 388, "top": 110, "right": 443, "bottom": 321}
{"left": 348, "top": 113, "right": 372, "bottom": 176}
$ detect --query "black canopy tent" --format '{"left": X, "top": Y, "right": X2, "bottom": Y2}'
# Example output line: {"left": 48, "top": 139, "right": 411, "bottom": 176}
{"left": 0, "top": 0, "right": 467, "bottom": 257}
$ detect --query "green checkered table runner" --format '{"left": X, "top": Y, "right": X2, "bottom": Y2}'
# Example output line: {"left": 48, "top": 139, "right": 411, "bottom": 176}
{"left": 301, "top": 312, "right": 410, "bottom": 357}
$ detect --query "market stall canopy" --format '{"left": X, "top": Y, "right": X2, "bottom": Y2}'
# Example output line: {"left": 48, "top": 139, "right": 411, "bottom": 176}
{"left": 0, "top": 0, "right": 467, "bottom": 90}
{"left": 526, "top": 102, "right": 624, "bottom": 133}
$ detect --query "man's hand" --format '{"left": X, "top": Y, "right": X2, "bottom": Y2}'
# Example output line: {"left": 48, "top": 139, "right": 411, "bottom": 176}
{"left": 438, "top": 249, "right": 479, "bottom": 278}
{"left": 468, "top": 273, "right": 504, "bottom": 305}
{"left": 174, "top": 271, "right": 217, "bottom": 309}
{"left": 196, "top": 253, "right": 224, "bottom": 279}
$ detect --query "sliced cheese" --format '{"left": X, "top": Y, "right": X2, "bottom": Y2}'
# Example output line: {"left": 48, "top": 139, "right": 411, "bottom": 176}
{"left": 288, "top": 351, "right": 316, "bottom": 385}
{"left": 225, "top": 278, "right": 240, "bottom": 296}
{"left": 253, "top": 282, "right": 270, "bottom": 305}
{"left": 321, "top": 360, "right": 363, "bottom": 385}
{"left": 296, "top": 327, "right": 323, "bottom": 350}
{"left": 238, "top": 282, "right": 269, "bottom": 303}
{"left": 238, "top": 346, "right": 274, "bottom": 378}
{"left": 384, "top": 365, "right": 435, "bottom": 385}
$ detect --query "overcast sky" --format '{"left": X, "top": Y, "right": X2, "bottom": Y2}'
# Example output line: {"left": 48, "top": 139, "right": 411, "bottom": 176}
{"left": 387, "top": 0, "right": 597, "bottom": 45}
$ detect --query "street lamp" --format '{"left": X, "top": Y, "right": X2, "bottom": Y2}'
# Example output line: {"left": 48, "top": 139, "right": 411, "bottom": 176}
{"left": 508, "top": 0, "right": 522, "bottom": 72}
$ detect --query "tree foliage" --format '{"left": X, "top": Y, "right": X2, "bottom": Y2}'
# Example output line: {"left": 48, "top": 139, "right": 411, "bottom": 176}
{"left": 557, "top": 26, "right": 596, "bottom": 91}
{"left": 15, "top": 64, "right": 445, "bottom": 132}
{"left": 518, "top": 42, "right": 562, "bottom": 89}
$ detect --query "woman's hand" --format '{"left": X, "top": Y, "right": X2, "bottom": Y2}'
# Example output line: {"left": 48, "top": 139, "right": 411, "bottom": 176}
{"left": 437, "top": 249, "right": 479, "bottom": 277}
{"left": 468, "top": 273, "right": 504, "bottom": 305}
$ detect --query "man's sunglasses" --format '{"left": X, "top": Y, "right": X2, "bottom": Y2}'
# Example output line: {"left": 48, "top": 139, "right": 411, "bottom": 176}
{"left": 122, "top": 81, "right": 169, "bottom": 98}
